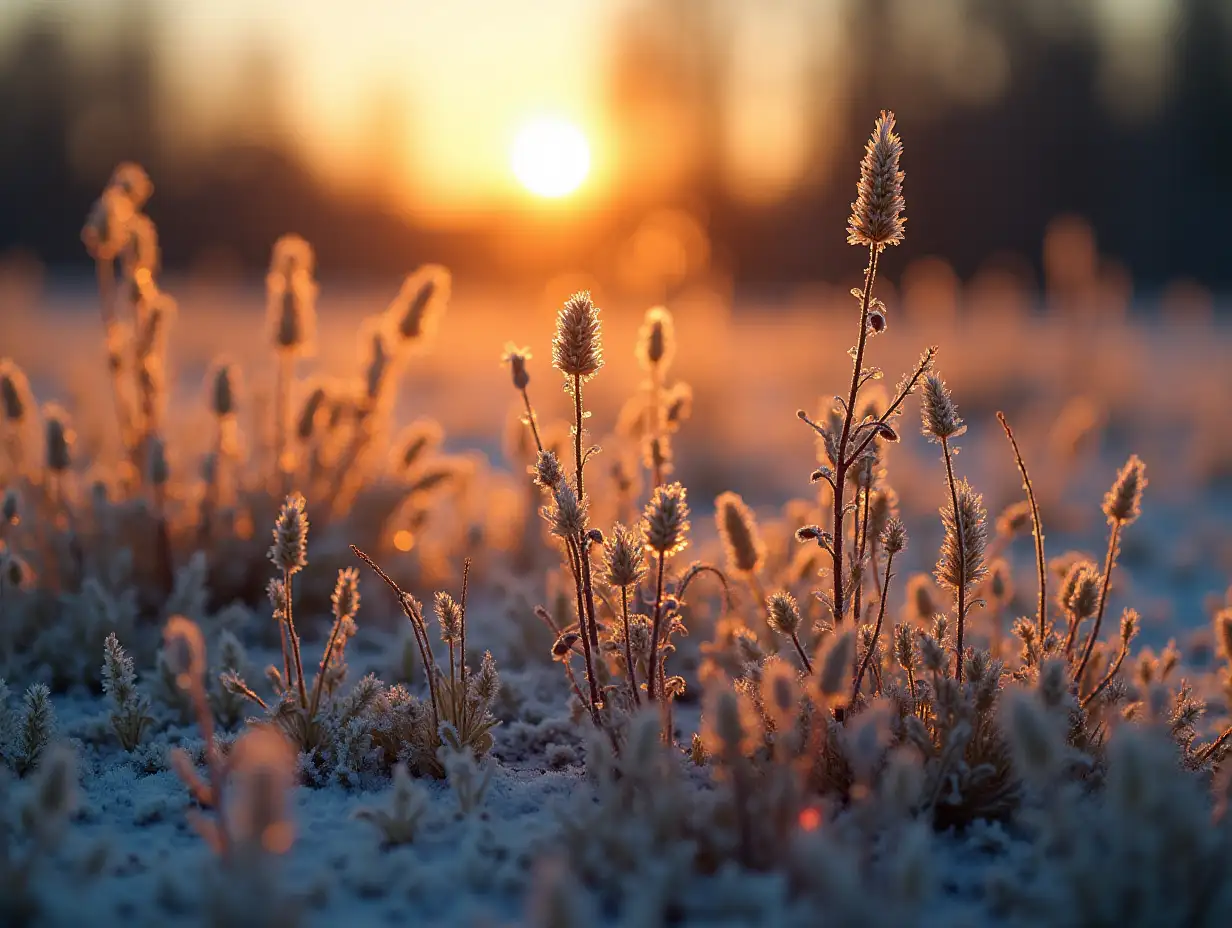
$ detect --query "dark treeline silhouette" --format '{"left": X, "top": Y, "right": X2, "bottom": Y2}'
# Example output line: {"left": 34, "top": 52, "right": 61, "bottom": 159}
{"left": 1, "top": 0, "right": 1230, "bottom": 292}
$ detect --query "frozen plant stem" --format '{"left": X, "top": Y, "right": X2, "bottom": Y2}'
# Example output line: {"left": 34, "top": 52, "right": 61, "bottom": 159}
{"left": 285, "top": 567, "right": 308, "bottom": 707}
{"left": 571, "top": 373, "right": 600, "bottom": 650}
{"left": 850, "top": 548, "right": 896, "bottom": 707}
{"left": 648, "top": 554, "right": 667, "bottom": 701}
{"left": 520, "top": 386, "right": 543, "bottom": 453}
{"left": 620, "top": 585, "right": 639, "bottom": 705}
{"left": 941, "top": 435, "right": 967, "bottom": 683}
{"left": 1074, "top": 521, "right": 1120, "bottom": 683}
{"left": 832, "top": 244, "right": 879, "bottom": 624}
{"left": 566, "top": 536, "right": 602, "bottom": 723}
{"left": 997, "top": 412, "right": 1047, "bottom": 640}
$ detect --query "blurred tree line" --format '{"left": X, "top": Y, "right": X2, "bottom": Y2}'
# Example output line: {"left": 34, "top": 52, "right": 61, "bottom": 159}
{"left": 1, "top": 0, "right": 1230, "bottom": 292}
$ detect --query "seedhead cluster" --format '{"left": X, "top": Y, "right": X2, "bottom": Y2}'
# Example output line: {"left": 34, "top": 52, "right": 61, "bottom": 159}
{"left": 0, "top": 108, "right": 1228, "bottom": 926}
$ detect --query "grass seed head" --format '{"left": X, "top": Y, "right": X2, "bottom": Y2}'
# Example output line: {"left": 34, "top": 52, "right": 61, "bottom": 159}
{"left": 552, "top": 291, "right": 603, "bottom": 382}
{"left": 435, "top": 591, "right": 464, "bottom": 644}
{"left": 544, "top": 479, "right": 588, "bottom": 539}
{"left": 1103, "top": 454, "right": 1147, "bottom": 525}
{"left": 882, "top": 517, "right": 908, "bottom": 555}
{"left": 767, "top": 590, "right": 802, "bottom": 637}
{"left": 269, "top": 493, "right": 309, "bottom": 575}
{"left": 502, "top": 343, "right": 532, "bottom": 390}
{"left": 0, "top": 359, "right": 30, "bottom": 422}
{"left": 643, "top": 482, "right": 690, "bottom": 558}
{"left": 920, "top": 373, "right": 966, "bottom": 444}
{"left": 532, "top": 449, "right": 566, "bottom": 492}
{"left": 847, "top": 110, "right": 906, "bottom": 249}
{"left": 163, "top": 615, "right": 206, "bottom": 690}
{"left": 935, "top": 478, "right": 988, "bottom": 594}
{"left": 331, "top": 567, "right": 361, "bottom": 622}
{"left": 602, "top": 521, "right": 647, "bottom": 589}
{"left": 43, "top": 405, "right": 73, "bottom": 473}
{"left": 636, "top": 305, "right": 675, "bottom": 373}
{"left": 390, "top": 264, "right": 450, "bottom": 347}
{"left": 1060, "top": 561, "right": 1100, "bottom": 621}
{"left": 715, "top": 491, "right": 765, "bottom": 576}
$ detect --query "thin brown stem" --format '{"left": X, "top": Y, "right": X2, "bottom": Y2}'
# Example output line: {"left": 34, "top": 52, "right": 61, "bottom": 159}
{"left": 580, "top": 537, "right": 600, "bottom": 650}
{"left": 1080, "top": 639, "right": 1130, "bottom": 709}
{"left": 850, "top": 550, "right": 896, "bottom": 710}
{"left": 620, "top": 585, "right": 640, "bottom": 706}
{"left": 853, "top": 485, "right": 872, "bottom": 624}
{"left": 566, "top": 535, "right": 603, "bottom": 724}
{"left": 519, "top": 388, "right": 544, "bottom": 453}
{"left": 997, "top": 413, "right": 1047, "bottom": 641}
{"left": 831, "top": 244, "right": 879, "bottom": 625}
{"left": 941, "top": 436, "right": 967, "bottom": 684}
{"left": 1195, "top": 726, "right": 1232, "bottom": 765}
{"left": 284, "top": 568, "right": 309, "bottom": 709}
{"left": 647, "top": 554, "right": 667, "bottom": 701}
{"left": 791, "top": 632, "right": 814, "bottom": 675}
{"left": 352, "top": 546, "right": 442, "bottom": 730}
{"left": 572, "top": 373, "right": 585, "bottom": 502}
{"left": 1074, "top": 521, "right": 1121, "bottom": 684}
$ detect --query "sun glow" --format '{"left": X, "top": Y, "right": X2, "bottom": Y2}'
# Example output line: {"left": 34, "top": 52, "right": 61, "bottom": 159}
{"left": 511, "top": 117, "right": 591, "bottom": 198}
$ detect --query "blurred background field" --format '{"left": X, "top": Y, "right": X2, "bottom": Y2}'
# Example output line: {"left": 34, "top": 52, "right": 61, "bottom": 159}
{"left": 3, "top": 0, "right": 1232, "bottom": 641}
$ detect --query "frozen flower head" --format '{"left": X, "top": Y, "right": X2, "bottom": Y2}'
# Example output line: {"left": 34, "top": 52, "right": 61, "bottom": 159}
{"left": 543, "top": 478, "right": 588, "bottom": 539}
{"left": 847, "top": 110, "right": 906, "bottom": 250}
{"left": 603, "top": 521, "right": 647, "bottom": 589}
{"left": 331, "top": 567, "right": 361, "bottom": 621}
{"left": 502, "top": 343, "right": 532, "bottom": 390}
{"left": 269, "top": 233, "right": 315, "bottom": 279}
{"left": 1059, "top": 560, "right": 1100, "bottom": 621}
{"left": 767, "top": 590, "right": 802, "bottom": 637}
{"left": 361, "top": 323, "right": 392, "bottom": 407}
{"left": 552, "top": 291, "right": 603, "bottom": 382}
{"left": 389, "top": 264, "right": 450, "bottom": 349}
{"left": 882, "top": 517, "right": 908, "bottom": 555}
{"left": 996, "top": 500, "right": 1033, "bottom": 537}
{"left": 392, "top": 419, "right": 443, "bottom": 473}
{"left": 226, "top": 727, "right": 296, "bottom": 855}
{"left": 531, "top": 449, "right": 566, "bottom": 492}
{"left": 715, "top": 491, "right": 765, "bottom": 576}
{"left": 295, "top": 384, "right": 328, "bottom": 443}
{"left": 935, "top": 478, "right": 988, "bottom": 594}
{"left": 210, "top": 361, "right": 238, "bottom": 418}
{"left": 636, "top": 305, "right": 676, "bottom": 373}
{"left": 1103, "top": 454, "right": 1147, "bottom": 526}
{"left": 434, "top": 591, "right": 463, "bottom": 644}
{"left": 0, "top": 359, "right": 30, "bottom": 423}
{"left": 163, "top": 615, "right": 206, "bottom": 690}
{"left": 920, "top": 373, "right": 965, "bottom": 444}
{"left": 266, "top": 237, "right": 317, "bottom": 355}
{"left": 643, "top": 481, "right": 690, "bottom": 558}
{"left": 43, "top": 405, "right": 73, "bottom": 474}
{"left": 269, "top": 493, "right": 309, "bottom": 575}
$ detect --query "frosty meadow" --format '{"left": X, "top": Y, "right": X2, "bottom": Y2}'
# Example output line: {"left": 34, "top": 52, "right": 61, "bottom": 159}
{"left": 3, "top": 112, "right": 1232, "bottom": 927}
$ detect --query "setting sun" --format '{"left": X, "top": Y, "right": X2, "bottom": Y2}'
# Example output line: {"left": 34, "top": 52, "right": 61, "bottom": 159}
{"left": 511, "top": 116, "right": 591, "bottom": 198}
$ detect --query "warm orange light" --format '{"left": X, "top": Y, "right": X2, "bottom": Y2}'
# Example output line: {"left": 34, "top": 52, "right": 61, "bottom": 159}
{"left": 393, "top": 530, "right": 415, "bottom": 552}
{"left": 799, "top": 807, "right": 822, "bottom": 832}
{"left": 511, "top": 117, "right": 590, "bottom": 198}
